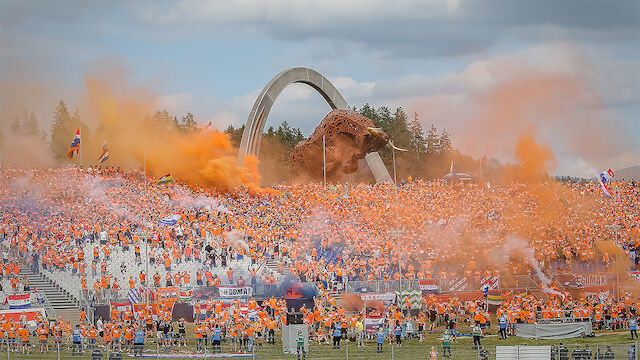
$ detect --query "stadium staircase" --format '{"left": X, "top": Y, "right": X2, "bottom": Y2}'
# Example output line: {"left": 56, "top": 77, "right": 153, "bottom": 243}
{"left": 19, "top": 265, "right": 81, "bottom": 321}
{"left": 265, "top": 258, "right": 279, "bottom": 272}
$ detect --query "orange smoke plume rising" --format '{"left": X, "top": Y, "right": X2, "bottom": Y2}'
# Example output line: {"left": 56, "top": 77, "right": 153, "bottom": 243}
{"left": 82, "top": 75, "right": 260, "bottom": 191}
{"left": 502, "top": 131, "right": 557, "bottom": 181}
{"left": 515, "top": 132, "right": 555, "bottom": 178}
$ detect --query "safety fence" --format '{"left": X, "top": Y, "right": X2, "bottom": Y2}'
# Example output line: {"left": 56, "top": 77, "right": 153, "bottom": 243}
{"left": 0, "top": 337, "right": 636, "bottom": 359}
{"left": 345, "top": 275, "right": 540, "bottom": 295}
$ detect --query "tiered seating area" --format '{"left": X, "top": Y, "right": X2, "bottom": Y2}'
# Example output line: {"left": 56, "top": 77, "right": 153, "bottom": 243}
{"left": 40, "top": 237, "right": 258, "bottom": 303}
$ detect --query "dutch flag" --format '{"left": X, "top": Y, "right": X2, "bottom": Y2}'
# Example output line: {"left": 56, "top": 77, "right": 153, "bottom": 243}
{"left": 68, "top": 128, "right": 81, "bottom": 159}
{"left": 597, "top": 168, "right": 615, "bottom": 198}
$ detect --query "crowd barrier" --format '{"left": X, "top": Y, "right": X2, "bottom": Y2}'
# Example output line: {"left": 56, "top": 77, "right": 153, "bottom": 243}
{"left": 0, "top": 336, "right": 635, "bottom": 360}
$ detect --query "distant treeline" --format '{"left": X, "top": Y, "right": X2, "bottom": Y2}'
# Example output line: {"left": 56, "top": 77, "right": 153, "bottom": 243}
{"left": 3, "top": 101, "right": 504, "bottom": 183}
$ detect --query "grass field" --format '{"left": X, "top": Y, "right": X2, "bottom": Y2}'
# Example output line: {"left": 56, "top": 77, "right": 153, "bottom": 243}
{"left": 0, "top": 325, "right": 637, "bottom": 359}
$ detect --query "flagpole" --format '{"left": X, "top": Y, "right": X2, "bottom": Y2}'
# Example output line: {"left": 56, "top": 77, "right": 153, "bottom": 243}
{"left": 143, "top": 134, "right": 149, "bottom": 307}
{"left": 323, "top": 134, "right": 326, "bottom": 187}
{"left": 78, "top": 109, "right": 83, "bottom": 170}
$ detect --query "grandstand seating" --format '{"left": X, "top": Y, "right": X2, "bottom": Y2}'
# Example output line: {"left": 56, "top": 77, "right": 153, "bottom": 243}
{"left": 38, "top": 235, "right": 257, "bottom": 305}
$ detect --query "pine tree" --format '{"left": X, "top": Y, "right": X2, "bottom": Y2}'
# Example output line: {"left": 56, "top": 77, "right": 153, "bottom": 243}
{"left": 22, "top": 111, "right": 42, "bottom": 137}
{"left": 426, "top": 124, "right": 440, "bottom": 155}
{"left": 150, "top": 110, "right": 175, "bottom": 133}
{"left": 387, "top": 108, "right": 411, "bottom": 149}
{"left": 408, "top": 112, "right": 426, "bottom": 158}
{"left": 377, "top": 106, "right": 393, "bottom": 130}
{"left": 439, "top": 129, "right": 453, "bottom": 153}
{"left": 49, "top": 100, "right": 73, "bottom": 160}
{"left": 358, "top": 104, "right": 379, "bottom": 126}
{"left": 178, "top": 111, "right": 197, "bottom": 133}
{"left": 10, "top": 117, "right": 20, "bottom": 133}
{"left": 266, "top": 126, "right": 275, "bottom": 137}
{"left": 224, "top": 124, "right": 245, "bottom": 147}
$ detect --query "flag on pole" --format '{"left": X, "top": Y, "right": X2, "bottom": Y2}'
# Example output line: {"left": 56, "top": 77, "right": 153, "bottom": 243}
{"left": 98, "top": 140, "right": 109, "bottom": 163}
{"left": 128, "top": 288, "right": 140, "bottom": 304}
{"left": 597, "top": 168, "right": 615, "bottom": 197}
{"left": 7, "top": 293, "right": 31, "bottom": 309}
{"left": 67, "top": 128, "right": 81, "bottom": 159}
{"left": 156, "top": 173, "right": 174, "bottom": 185}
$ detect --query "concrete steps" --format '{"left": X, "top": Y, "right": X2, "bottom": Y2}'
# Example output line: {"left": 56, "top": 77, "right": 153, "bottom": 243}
{"left": 20, "top": 266, "right": 80, "bottom": 314}
{"left": 265, "top": 258, "right": 279, "bottom": 273}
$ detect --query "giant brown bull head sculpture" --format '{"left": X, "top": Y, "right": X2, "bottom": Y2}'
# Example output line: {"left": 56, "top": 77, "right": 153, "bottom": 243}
{"left": 290, "top": 109, "right": 403, "bottom": 182}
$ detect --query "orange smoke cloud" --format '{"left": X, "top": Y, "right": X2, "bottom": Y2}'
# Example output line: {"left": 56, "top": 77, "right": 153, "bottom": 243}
{"left": 82, "top": 75, "right": 260, "bottom": 191}
{"left": 503, "top": 131, "right": 557, "bottom": 180}
{"left": 411, "top": 46, "right": 634, "bottom": 174}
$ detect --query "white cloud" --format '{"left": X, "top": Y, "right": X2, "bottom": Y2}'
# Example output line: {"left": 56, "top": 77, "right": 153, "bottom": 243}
{"left": 330, "top": 76, "right": 375, "bottom": 98}
{"left": 155, "top": 93, "right": 194, "bottom": 115}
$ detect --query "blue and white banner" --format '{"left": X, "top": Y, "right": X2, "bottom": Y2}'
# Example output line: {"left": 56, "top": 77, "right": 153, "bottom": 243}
{"left": 158, "top": 214, "right": 180, "bottom": 226}
{"left": 7, "top": 293, "right": 31, "bottom": 309}
{"left": 128, "top": 288, "right": 140, "bottom": 304}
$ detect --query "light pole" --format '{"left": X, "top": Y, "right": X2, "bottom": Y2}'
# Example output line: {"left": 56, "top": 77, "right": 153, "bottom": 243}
{"left": 323, "top": 134, "right": 327, "bottom": 188}
{"left": 388, "top": 230, "right": 404, "bottom": 292}
{"left": 144, "top": 231, "right": 149, "bottom": 305}
{"left": 392, "top": 146, "right": 397, "bottom": 200}
{"left": 387, "top": 139, "right": 405, "bottom": 292}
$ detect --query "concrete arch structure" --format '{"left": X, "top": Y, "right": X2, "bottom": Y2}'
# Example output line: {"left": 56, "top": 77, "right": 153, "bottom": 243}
{"left": 239, "top": 67, "right": 349, "bottom": 158}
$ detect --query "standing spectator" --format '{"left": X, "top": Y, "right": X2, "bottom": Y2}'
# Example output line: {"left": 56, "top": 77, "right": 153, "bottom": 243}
{"left": 133, "top": 325, "right": 145, "bottom": 357}
{"left": 499, "top": 313, "right": 508, "bottom": 340}
{"left": 429, "top": 346, "right": 438, "bottom": 360}
{"left": 442, "top": 329, "right": 452, "bottom": 358}
{"left": 472, "top": 323, "right": 482, "bottom": 349}
{"left": 376, "top": 327, "right": 384, "bottom": 353}
{"left": 355, "top": 318, "right": 364, "bottom": 347}
{"left": 394, "top": 322, "right": 402, "bottom": 346}
{"left": 211, "top": 323, "right": 221, "bottom": 353}
{"left": 332, "top": 324, "right": 342, "bottom": 349}
{"left": 296, "top": 329, "right": 305, "bottom": 360}
{"left": 558, "top": 343, "right": 569, "bottom": 360}
{"left": 72, "top": 324, "right": 83, "bottom": 355}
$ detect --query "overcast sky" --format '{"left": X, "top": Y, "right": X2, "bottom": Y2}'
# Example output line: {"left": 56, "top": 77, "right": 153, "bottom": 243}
{"left": 1, "top": 0, "right": 639, "bottom": 176}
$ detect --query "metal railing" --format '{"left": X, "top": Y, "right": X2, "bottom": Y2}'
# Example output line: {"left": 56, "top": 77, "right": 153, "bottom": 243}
{"left": 0, "top": 336, "right": 634, "bottom": 360}
{"left": 345, "top": 275, "right": 541, "bottom": 294}
{"left": 78, "top": 290, "right": 94, "bottom": 325}
{"left": 38, "top": 289, "right": 57, "bottom": 319}
{"left": 345, "top": 279, "right": 422, "bottom": 294}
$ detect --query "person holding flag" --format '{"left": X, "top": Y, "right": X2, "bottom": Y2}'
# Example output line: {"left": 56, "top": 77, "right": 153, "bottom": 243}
{"left": 68, "top": 128, "right": 81, "bottom": 159}
{"left": 597, "top": 168, "right": 615, "bottom": 197}
{"left": 98, "top": 140, "right": 109, "bottom": 163}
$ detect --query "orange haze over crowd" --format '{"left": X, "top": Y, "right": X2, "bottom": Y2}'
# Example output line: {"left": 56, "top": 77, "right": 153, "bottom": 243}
{"left": 84, "top": 76, "right": 260, "bottom": 191}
